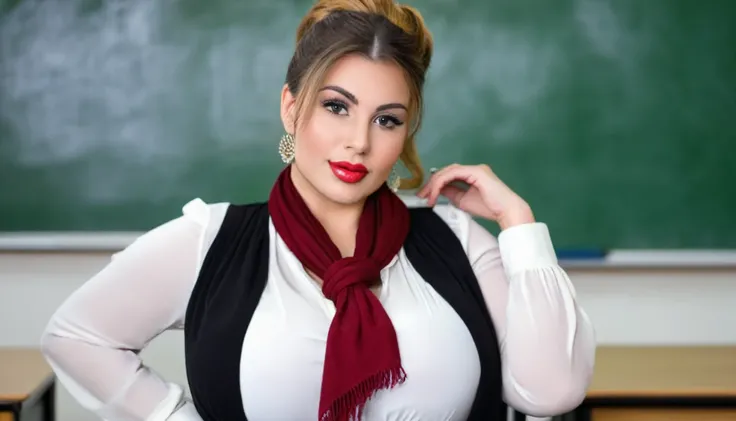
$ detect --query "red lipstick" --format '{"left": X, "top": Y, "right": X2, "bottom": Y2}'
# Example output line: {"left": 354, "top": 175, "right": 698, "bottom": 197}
{"left": 329, "top": 161, "right": 368, "bottom": 184}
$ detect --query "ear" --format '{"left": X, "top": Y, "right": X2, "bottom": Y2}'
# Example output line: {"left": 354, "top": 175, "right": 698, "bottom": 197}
{"left": 280, "top": 84, "right": 296, "bottom": 134}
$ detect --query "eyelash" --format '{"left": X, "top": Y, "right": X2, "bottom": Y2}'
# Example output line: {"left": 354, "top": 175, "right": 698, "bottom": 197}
{"left": 321, "top": 98, "right": 405, "bottom": 129}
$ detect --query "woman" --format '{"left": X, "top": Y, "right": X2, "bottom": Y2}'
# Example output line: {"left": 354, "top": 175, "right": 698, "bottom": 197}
{"left": 41, "top": 0, "right": 596, "bottom": 420}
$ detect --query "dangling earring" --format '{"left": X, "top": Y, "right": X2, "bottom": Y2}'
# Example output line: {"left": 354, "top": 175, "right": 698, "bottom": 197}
{"left": 387, "top": 167, "right": 401, "bottom": 192}
{"left": 279, "top": 133, "right": 295, "bottom": 164}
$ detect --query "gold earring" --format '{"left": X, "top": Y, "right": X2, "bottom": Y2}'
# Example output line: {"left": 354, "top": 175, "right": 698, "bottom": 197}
{"left": 387, "top": 167, "right": 400, "bottom": 192}
{"left": 279, "top": 133, "right": 295, "bottom": 164}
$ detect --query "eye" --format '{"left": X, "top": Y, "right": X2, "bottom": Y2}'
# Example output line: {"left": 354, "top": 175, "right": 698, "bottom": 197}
{"left": 322, "top": 99, "right": 348, "bottom": 115}
{"left": 374, "top": 115, "right": 404, "bottom": 129}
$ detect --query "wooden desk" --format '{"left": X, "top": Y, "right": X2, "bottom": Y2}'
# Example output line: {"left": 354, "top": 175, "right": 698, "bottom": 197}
{"left": 574, "top": 346, "right": 736, "bottom": 421}
{"left": 0, "top": 348, "right": 55, "bottom": 421}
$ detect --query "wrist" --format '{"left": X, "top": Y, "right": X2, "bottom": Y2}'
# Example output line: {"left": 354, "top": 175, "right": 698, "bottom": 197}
{"left": 498, "top": 201, "right": 535, "bottom": 230}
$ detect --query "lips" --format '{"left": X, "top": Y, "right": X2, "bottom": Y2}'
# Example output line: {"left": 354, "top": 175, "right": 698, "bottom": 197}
{"left": 329, "top": 161, "right": 368, "bottom": 184}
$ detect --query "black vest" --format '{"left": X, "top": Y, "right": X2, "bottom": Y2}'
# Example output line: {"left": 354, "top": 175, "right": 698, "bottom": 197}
{"left": 184, "top": 203, "right": 505, "bottom": 420}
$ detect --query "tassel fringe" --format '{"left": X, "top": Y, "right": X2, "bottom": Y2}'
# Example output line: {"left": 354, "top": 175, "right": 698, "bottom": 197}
{"left": 320, "top": 367, "right": 407, "bottom": 421}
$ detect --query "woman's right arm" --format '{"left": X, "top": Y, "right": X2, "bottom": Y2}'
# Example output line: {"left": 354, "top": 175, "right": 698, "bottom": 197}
{"left": 40, "top": 199, "right": 224, "bottom": 421}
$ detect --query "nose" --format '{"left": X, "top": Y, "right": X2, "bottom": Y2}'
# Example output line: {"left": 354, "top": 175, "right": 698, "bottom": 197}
{"left": 345, "top": 124, "right": 370, "bottom": 155}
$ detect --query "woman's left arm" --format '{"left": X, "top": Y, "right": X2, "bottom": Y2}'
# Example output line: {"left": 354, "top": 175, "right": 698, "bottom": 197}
{"left": 469, "top": 218, "right": 596, "bottom": 416}
{"left": 418, "top": 164, "right": 597, "bottom": 416}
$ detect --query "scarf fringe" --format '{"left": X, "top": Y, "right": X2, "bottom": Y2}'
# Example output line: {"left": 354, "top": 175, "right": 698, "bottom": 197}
{"left": 320, "top": 367, "right": 407, "bottom": 421}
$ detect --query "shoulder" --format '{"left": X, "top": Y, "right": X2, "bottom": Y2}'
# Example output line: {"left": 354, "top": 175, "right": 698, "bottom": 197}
{"left": 397, "top": 194, "right": 498, "bottom": 256}
{"left": 181, "top": 198, "right": 231, "bottom": 233}
{"left": 180, "top": 199, "right": 272, "bottom": 258}
{"left": 179, "top": 198, "right": 232, "bottom": 263}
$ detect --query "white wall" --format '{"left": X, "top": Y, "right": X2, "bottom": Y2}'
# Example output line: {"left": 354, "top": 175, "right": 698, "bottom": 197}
{"left": 1, "top": 249, "right": 735, "bottom": 421}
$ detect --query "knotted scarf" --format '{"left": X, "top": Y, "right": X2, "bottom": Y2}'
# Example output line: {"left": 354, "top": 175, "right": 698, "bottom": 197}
{"left": 268, "top": 164, "right": 409, "bottom": 421}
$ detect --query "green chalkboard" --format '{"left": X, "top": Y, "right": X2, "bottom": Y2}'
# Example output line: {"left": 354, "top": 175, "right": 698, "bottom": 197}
{"left": 1, "top": 0, "right": 735, "bottom": 249}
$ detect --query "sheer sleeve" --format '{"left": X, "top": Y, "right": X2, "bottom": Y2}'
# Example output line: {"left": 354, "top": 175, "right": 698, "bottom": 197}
{"left": 40, "top": 199, "right": 228, "bottom": 421}
{"left": 434, "top": 205, "right": 596, "bottom": 417}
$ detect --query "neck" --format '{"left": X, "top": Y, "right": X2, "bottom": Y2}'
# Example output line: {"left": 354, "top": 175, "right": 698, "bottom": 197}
{"left": 290, "top": 164, "right": 363, "bottom": 256}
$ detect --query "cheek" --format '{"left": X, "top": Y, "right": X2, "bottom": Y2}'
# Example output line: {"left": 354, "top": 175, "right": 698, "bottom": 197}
{"left": 295, "top": 113, "right": 339, "bottom": 161}
{"left": 371, "top": 129, "right": 407, "bottom": 172}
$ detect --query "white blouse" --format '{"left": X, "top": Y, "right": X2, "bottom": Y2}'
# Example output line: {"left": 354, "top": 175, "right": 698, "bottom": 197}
{"left": 40, "top": 196, "right": 596, "bottom": 421}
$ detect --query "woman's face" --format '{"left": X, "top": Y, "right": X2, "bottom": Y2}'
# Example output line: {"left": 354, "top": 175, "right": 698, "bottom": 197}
{"left": 281, "top": 53, "right": 410, "bottom": 207}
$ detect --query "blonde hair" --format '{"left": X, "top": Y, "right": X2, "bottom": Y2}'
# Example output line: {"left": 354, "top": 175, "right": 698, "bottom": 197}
{"left": 284, "top": 0, "right": 434, "bottom": 189}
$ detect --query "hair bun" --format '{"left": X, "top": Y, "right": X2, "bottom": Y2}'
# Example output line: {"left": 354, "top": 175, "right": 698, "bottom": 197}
{"left": 394, "top": 4, "right": 433, "bottom": 70}
{"left": 296, "top": 0, "right": 433, "bottom": 70}
{"left": 296, "top": 0, "right": 382, "bottom": 43}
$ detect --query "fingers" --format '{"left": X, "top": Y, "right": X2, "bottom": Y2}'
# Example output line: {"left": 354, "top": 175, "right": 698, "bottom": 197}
{"left": 418, "top": 164, "right": 477, "bottom": 206}
{"left": 417, "top": 165, "right": 454, "bottom": 201}
{"left": 438, "top": 184, "right": 467, "bottom": 206}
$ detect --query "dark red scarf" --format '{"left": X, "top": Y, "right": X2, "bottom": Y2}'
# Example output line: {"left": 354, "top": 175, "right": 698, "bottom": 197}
{"left": 268, "top": 165, "right": 410, "bottom": 421}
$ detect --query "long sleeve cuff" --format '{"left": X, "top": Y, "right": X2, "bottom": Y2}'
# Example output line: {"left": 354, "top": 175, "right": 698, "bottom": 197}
{"left": 498, "top": 222, "right": 558, "bottom": 276}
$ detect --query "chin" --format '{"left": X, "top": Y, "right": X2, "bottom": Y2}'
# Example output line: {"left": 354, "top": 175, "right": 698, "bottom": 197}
{"left": 321, "top": 179, "right": 379, "bottom": 205}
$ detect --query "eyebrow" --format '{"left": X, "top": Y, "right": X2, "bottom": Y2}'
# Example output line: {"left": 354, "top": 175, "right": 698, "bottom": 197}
{"left": 319, "top": 85, "right": 408, "bottom": 112}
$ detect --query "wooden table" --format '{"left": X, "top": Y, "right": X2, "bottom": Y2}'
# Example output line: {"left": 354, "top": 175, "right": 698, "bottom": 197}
{"left": 0, "top": 348, "right": 55, "bottom": 421}
{"left": 573, "top": 346, "right": 736, "bottom": 421}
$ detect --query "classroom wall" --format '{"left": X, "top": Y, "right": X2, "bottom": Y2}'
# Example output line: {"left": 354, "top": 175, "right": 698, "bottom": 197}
{"left": 1, "top": 250, "right": 735, "bottom": 421}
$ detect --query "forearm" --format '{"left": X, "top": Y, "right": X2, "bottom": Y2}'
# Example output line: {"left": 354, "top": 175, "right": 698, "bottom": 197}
{"left": 501, "top": 266, "right": 596, "bottom": 416}
{"left": 472, "top": 219, "right": 596, "bottom": 416}
{"left": 40, "top": 331, "right": 184, "bottom": 421}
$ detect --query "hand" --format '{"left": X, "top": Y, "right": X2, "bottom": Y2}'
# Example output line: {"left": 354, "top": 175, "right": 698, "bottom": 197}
{"left": 416, "top": 164, "right": 535, "bottom": 230}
